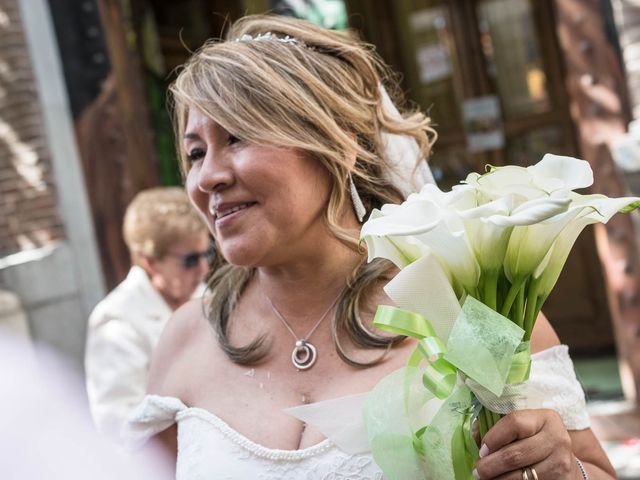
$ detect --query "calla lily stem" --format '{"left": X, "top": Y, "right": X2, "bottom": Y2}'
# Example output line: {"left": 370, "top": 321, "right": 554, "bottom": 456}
{"left": 523, "top": 277, "right": 542, "bottom": 340}
{"left": 481, "top": 270, "right": 499, "bottom": 311}
{"left": 478, "top": 410, "right": 488, "bottom": 440}
{"left": 500, "top": 277, "right": 526, "bottom": 318}
{"left": 514, "top": 284, "right": 526, "bottom": 329}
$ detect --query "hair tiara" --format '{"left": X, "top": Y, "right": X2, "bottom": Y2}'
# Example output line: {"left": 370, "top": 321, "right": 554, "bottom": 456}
{"left": 235, "top": 32, "right": 309, "bottom": 48}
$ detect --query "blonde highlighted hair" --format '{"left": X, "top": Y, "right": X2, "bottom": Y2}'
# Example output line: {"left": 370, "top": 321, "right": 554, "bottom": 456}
{"left": 123, "top": 187, "right": 207, "bottom": 264}
{"left": 169, "top": 15, "right": 436, "bottom": 366}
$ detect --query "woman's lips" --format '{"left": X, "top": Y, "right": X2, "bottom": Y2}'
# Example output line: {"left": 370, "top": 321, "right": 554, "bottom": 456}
{"left": 216, "top": 202, "right": 255, "bottom": 219}
{"left": 214, "top": 202, "right": 256, "bottom": 227}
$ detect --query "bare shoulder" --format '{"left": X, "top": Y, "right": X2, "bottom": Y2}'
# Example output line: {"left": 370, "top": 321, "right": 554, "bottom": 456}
{"left": 530, "top": 311, "right": 561, "bottom": 354}
{"left": 147, "top": 298, "right": 209, "bottom": 395}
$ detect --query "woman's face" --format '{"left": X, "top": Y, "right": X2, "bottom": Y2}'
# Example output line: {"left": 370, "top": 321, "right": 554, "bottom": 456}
{"left": 183, "top": 108, "right": 334, "bottom": 267}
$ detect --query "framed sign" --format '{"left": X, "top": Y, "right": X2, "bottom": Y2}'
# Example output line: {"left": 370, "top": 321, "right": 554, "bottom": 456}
{"left": 462, "top": 95, "right": 505, "bottom": 153}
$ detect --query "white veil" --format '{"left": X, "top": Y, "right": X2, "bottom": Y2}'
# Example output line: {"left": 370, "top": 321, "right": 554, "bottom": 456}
{"left": 379, "top": 85, "right": 436, "bottom": 197}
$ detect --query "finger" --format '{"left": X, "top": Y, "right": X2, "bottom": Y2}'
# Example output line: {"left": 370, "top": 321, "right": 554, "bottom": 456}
{"left": 523, "top": 451, "right": 575, "bottom": 479}
{"left": 481, "top": 410, "right": 546, "bottom": 454}
{"left": 474, "top": 435, "right": 552, "bottom": 479}
{"left": 479, "top": 460, "right": 549, "bottom": 480}
{"left": 500, "top": 455, "right": 571, "bottom": 480}
{"left": 485, "top": 467, "right": 533, "bottom": 480}
{"left": 485, "top": 466, "right": 537, "bottom": 480}
{"left": 525, "top": 462, "right": 544, "bottom": 480}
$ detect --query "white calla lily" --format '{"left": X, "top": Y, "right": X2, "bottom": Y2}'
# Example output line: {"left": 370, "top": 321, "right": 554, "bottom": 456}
{"left": 465, "top": 167, "right": 546, "bottom": 202}
{"left": 465, "top": 154, "right": 592, "bottom": 201}
{"left": 484, "top": 196, "right": 571, "bottom": 227}
{"left": 527, "top": 154, "right": 593, "bottom": 192}
{"left": 410, "top": 217, "right": 480, "bottom": 295}
{"left": 503, "top": 205, "right": 579, "bottom": 283}
{"left": 361, "top": 209, "right": 433, "bottom": 268}
{"left": 534, "top": 195, "right": 640, "bottom": 298}
{"left": 414, "top": 183, "right": 477, "bottom": 210}
{"left": 363, "top": 200, "right": 444, "bottom": 238}
{"left": 457, "top": 194, "right": 571, "bottom": 310}
{"left": 361, "top": 199, "right": 480, "bottom": 295}
{"left": 510, "top": 194, "right": 640, "bottom": 336}
{"left": 454, "top": 194, "right": 569, "bottom": 275}
{"left": 361, "top": 153, "right": 639, "bottom": 339}
{"left": 364, "top": 233, "right": 430, "bottom": 269}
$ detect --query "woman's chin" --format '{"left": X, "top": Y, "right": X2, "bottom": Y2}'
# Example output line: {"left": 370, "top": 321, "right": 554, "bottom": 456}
{"left": 219, "top": 245, "right": 265, "bottom": 267}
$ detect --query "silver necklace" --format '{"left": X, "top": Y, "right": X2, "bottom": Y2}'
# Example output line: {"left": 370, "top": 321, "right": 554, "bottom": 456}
{"left": 265, "top": 293, "right": 341, "bottom": 370}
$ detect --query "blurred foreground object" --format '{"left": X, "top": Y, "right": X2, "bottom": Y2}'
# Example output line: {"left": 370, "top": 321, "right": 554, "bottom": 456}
{"left": 0, "top": 289, "right": 30, "bottom": 341}
{"left": 0, "top": 334, "right": 172, "bottom": 479}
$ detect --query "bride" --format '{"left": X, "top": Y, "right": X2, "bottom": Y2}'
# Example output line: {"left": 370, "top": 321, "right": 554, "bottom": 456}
{"left": 126, "top": 14, "right": 615, "bottom": 480}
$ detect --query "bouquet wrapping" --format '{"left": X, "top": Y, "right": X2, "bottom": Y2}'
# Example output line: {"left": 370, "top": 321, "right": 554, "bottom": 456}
{"left": 360, "top": 154, "right": 640, "bottom": 479}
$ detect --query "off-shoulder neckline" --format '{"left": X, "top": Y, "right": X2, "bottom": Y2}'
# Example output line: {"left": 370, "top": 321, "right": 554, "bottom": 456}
{"left": 144, "top": 344, "right": 568, "bottom": 458}
{"left": 142, "top": 394, "right": 337, "bottom": 459}
{"left": 177, "top": 403, "right": 336, "bottom": 459}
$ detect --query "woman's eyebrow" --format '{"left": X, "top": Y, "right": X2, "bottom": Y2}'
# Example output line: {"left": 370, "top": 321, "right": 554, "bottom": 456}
{"left": 184, "top": 132, "right": 200, "bottom": 140}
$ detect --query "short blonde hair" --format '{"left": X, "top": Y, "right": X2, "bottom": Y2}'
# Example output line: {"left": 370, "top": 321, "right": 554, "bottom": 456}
{"left": 123, "top": 187, "right": 207, "bottom": 264}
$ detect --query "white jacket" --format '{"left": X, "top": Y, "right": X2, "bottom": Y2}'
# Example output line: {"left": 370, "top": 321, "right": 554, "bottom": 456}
{"left": 85, "top": 266, "right": 173, "bottom": 441}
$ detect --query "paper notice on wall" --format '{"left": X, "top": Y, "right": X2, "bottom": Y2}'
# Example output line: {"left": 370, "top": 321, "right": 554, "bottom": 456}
{"left": 416, "top": 44, "right": 451, "bottom": 84}
{"left": 462, "top": 95, "right": 505, "bottom": 153}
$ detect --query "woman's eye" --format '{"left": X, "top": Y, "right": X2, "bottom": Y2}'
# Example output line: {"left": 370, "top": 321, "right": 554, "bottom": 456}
{"left": 186, "top": 148, "right": 205, "bottom": 162}
{"left": 227, "top": 134, "right": 240, "bottom": 146}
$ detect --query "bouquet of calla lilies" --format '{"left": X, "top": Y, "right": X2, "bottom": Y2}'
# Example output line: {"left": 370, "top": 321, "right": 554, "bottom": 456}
{"left": 360, "top": 154, "right": 640, "bottom": 479}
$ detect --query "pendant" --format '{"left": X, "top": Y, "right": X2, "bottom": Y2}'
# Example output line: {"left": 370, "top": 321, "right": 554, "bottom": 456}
{"left": 291, "top": 339, "right": 317, "bottom": 370}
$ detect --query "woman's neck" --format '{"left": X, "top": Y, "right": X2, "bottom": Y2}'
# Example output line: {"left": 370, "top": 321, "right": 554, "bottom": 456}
{"left": 254, "top": 238, "right": 362, "bottom": 318}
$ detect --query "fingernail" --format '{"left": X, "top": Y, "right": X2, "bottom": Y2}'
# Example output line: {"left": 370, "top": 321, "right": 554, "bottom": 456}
{"left": 479, "top": 443, "right": 490, "bottom": 458}
{"left": 472, "top": 468, "right": 480, "bottom": 480}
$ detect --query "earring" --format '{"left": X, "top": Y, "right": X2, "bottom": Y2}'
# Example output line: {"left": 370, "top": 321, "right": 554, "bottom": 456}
{"left": 349, "top": 174, "right": 366, "bottom": 222}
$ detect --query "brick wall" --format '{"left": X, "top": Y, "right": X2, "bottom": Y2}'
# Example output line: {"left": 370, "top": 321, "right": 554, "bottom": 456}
{"left": 0, "top": 0, "right": 65, "bottom": 257}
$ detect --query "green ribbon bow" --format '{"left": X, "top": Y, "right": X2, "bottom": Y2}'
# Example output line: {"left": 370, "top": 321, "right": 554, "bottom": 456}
{"left": 364, "top": 296, "right": 529, "bottom": 480}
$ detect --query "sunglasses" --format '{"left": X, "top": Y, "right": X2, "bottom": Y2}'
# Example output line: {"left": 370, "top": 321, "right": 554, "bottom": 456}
{"left": 168, "top": 246, "right": 216, "bottom": 269}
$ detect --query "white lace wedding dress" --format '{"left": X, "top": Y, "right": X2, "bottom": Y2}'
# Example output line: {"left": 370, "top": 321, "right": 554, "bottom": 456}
{"left": 124, "top": 345, "right": 590, "bottom": 479}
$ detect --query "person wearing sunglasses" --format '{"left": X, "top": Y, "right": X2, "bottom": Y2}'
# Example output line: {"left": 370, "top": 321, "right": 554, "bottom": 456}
{"left": 85, "top": 187, "right": 211, "bottom": 442}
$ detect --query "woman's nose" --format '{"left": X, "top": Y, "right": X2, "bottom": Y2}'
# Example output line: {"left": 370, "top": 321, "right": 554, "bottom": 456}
{"left": 197, "top": 152, "right": 234, "bottom": 193}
